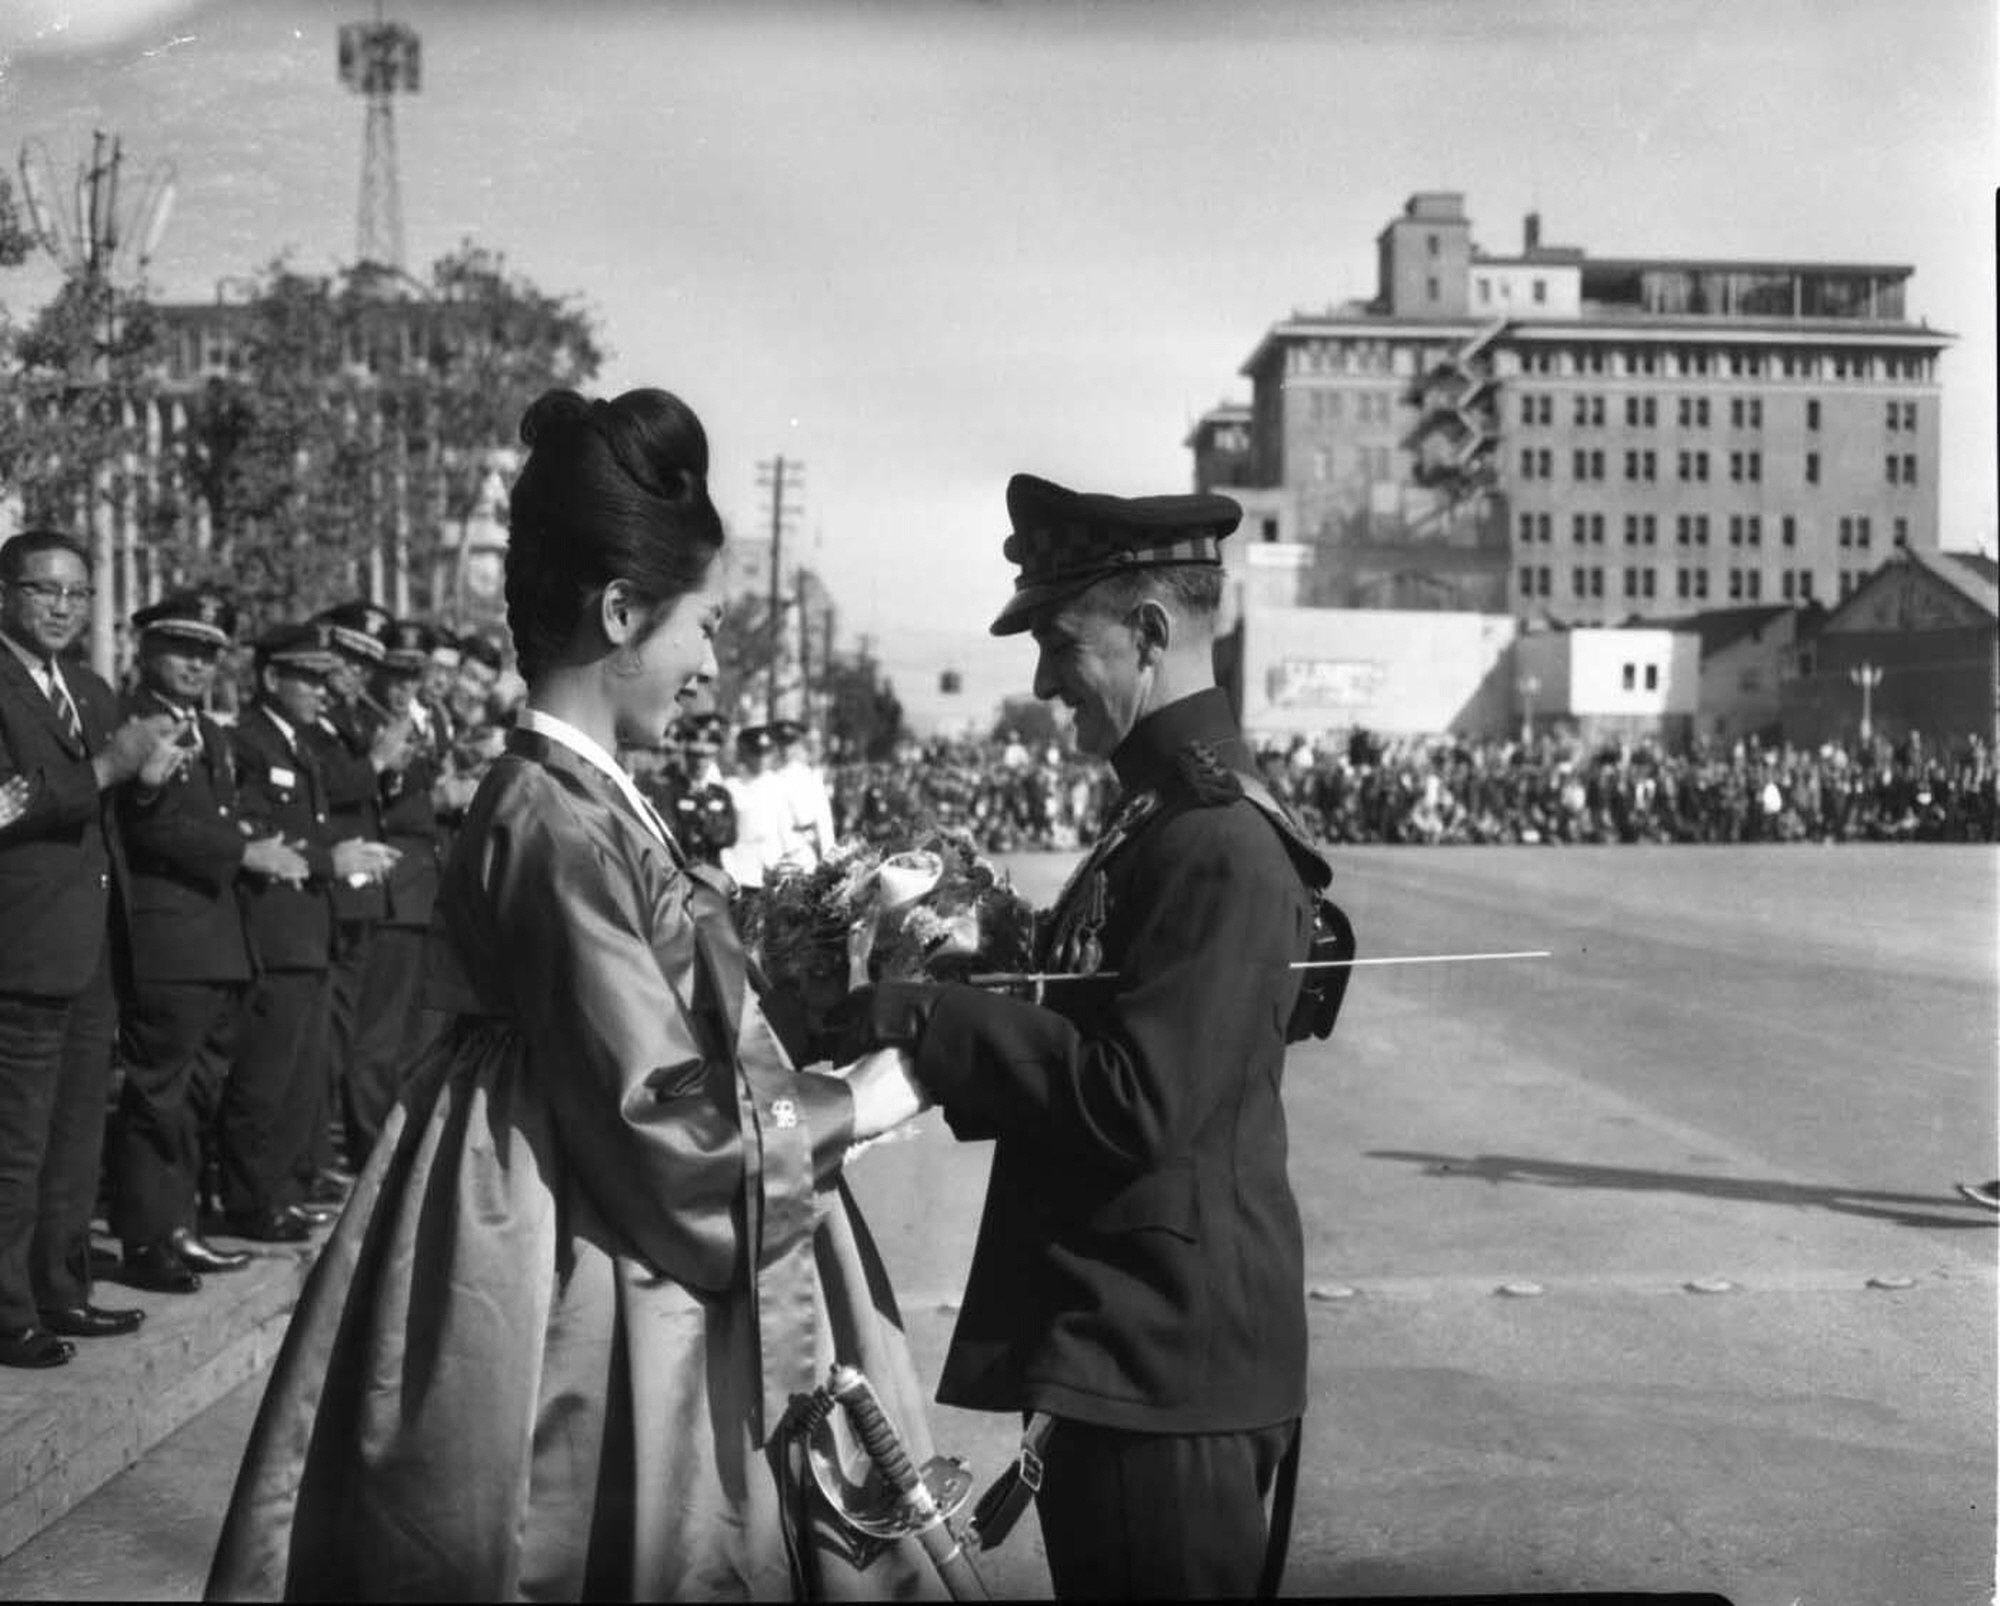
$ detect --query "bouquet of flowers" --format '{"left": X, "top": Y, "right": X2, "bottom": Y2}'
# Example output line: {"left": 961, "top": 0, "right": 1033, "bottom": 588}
{"left": 748, "top": 827, "right": 1038, "bottom": 1048}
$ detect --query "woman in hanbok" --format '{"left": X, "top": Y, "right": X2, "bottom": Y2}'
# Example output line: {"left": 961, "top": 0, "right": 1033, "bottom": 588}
{"left": 208, "top": 387, "right": 940, "bottom": 1601}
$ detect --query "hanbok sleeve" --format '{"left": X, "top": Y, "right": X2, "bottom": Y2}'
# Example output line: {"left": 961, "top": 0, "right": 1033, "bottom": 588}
{"left": 481, "top": 782, "right": 855, "bottom": 1291}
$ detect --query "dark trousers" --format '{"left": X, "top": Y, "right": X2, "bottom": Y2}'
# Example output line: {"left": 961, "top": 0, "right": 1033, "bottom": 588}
{"left": 347, "top": 924, "right": 432, "bottom": 1172}
{"left": 218, "top": 968, "right": 329, "bottom": 1219}
{"left": 313, "top": 919, "right": 374, "bottom": 1179}
{"left": 108, "top": 980, "right": 243, "bottom": 1250}
{"left": 0, "top": 953, "right": 118, "bottom": 1328}
{"left": 1034, "top": 1418, "right": 1296, "bottom": 1600}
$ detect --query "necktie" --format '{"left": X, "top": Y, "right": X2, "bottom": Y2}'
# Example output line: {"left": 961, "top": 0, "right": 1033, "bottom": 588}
{"left": 43, "top": 662, "right": 81, "bottom": 744}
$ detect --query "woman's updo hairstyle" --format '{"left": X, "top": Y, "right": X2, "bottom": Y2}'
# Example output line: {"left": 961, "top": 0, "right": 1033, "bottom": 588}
{"left": 504, "top": 386, "right": 725, "bottom": 680}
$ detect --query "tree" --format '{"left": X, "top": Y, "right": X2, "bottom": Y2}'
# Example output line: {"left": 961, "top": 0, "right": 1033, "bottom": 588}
{"left": 992, "top": 695, "right": 1063, "bottom": 749}
{"left": 824, "top": 648, "right": 905, "bottom": 761}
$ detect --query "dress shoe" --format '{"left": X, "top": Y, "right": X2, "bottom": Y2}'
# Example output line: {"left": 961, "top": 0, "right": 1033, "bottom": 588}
{"left": 120, "top": 1241, "right": 202, "bottom": 1294}
{"left": 219, "top": 1209, "right": 310, "bottom": 1245}
{"left": 169, "top": 1227, "right": 251, "bottom": 1274}
{"left": 288, "top": 1200, "right": 340, "bottom": 1227}
{"left": 0, "top": 1326, "right": 75, "bottom": 1368}
{"left": 37, "top": 1303, "right": 145, "bottom": 1339}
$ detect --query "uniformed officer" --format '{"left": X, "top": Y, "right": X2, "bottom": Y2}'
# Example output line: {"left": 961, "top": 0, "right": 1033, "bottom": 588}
{"left": 721, "top": 723, "right": 784, "bottom": 892}
{"left": 834, "top": 473, "right": 1321, "bottom": 1598}
{"left": 345, "top": 617, "right": 447, "bottom": 1169}
{"left": 771, "top": 717, "right": 835, "bottom": 870}
{"left": 664, "top": 712, "right": 737, "bottom": 869}
{"left": 306, "top": 603, "right": 407, "bottom": 1198}
{"left": 110, "top": 591, "right": 308, "bottom": 1290}
{"left": 219, "top": 624, "right": 396, "bottom": 1242}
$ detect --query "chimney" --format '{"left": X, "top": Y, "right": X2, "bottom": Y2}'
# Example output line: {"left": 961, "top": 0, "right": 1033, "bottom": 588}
{"left": 1524, "top": 212, "right": 1541, "bottom": 253}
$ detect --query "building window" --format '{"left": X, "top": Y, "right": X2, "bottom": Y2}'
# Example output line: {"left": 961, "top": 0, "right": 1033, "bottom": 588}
{"left": 1478, "top": 278, "right": 1492, "bottom": 305}
{"left": 1730, "top": 452, "right": 1744, "bottom": 483}
{"left": 1262, "top": 518, "right": 1279, "bottom": 542}
{"left": 1520, "top": 449, "right": 1536, "bottom": 479}
{"left": 1538, "top": 512, "right": 1552, "bottom": 542}
{"left": 1695, "top": 515, "right": 1710, "bottom": 546}
{"left": 1591, "top": 513, "right": 1605, "bottom": 544}
{"left": 1696, "top": 398, "right": 1710, "bottom": 428}
{"left": 1623, "top": 569, "right": 1638, "bottom": 600}
{"left": 1729, "top": 515, "right": 1743, "bottom": 547}
{"left": 1902, "top": 453, "right": 1916, "bottom": 484}
{"left": 1806, "top": 398, "right": 1821, "bottom": 431}
{"left": 1427, "top": 233, "right": 1439, "bottom": 258}
{"left": 1901, "top": 400, "right": 1917, "bottom": 430}
{"left": 1781, "top": 514, "right": 1797, "bottom": 548}
{"left": 1678, "top": 397, "right": 1693, "bottom": 429}
{"left": 1573, "top": 449, "right": 1588, "bottom": 480}
{"left": 1886, "top": 400, "right": 1900, "bottom": 432}
{"left": 1678, "top": 450, "right": 1692, "bottom": 482}
{"left": 1805, "top": 452, "right": 1820, "bottom": 484}
{"left": 1540, "top": 449, "right": 1552, "bottom": 478}
{"left": 1694, "top": 569, "right": 1709, "bottom": 600}
{"left": 1519, "top": 565, "right": 1534, "bottom": 597}
{"left": 1798, "top": 570, "right": 1813, "bottom": 600}
{"left": 1747, "top": 570, "right": 1762, "bottom": 601}
{"left": 1728, "top": 568, "right": 1743, "bottom": 600}
{"left": 1533, "top": 279, "right": 1547, "bottom": 304}
{"left": 1695, "top": 451, "right": 1709, "bottom": 482}
{"left": 1748, "top": 451, "right": 1761, "bottom": 483}
{"left": 1887, "top": 454, "right": 1899, "bottom": 485}
{"left": 1643, "top": 397, "right": 1657, "bottom": 426}
{"left": 1893, "top": 516, "right": 1908, "bottom": 548}
{"left": 1519, "top": 512, "right": 1536, "bottom": 544}
{"left": 1643, "top": 449, "right": 1657, "bottom": 481}
{"left": 1426, "top": 276, "right": 1440, "bottom": 301}
{"left": 1625, "top": 396, "right": 1640, "bottom": 428}
{"left": 1590, "top": 567, "right": 1604, "bottom": 598}
{"left": 1782, "top": 570, "right": 1795, "bottom": 601}
{"left": 1643, "top": 514, "right": 1658, "bottom": 546}
{"left": 1572, "top": 567, "right": 1587, "bottom": 599}
{"left": 1538, "top": 566, "right": 1552, "bottom": 596}
{"left": 1747, "top": 515, "right": 1761, "bottom": 547}
{"left": 1677, "top": 568, "right": 1691, "bottom": 599}
{"left": 1572, "top": 513, "right": 1588, "bottom": 545}
{"left": 1856, "top": 516, "right": 1870, "bottom": 549}
{"left": 1675, "top": 514, "right": 1690, "bottom": 547}
{"left": 1625, "top": 450, "right": 1639, "bottom": 481}
{"left": 1622, "top": 662, "right": 1636, "bottom": 690}
{"left": 1521, "top": 395, "right": 1537, "bottom": 426}
{"left": 1838, "top": 516, "right": 1852, "bottom": 548}
{"left": 1642, "top": 568, "right": 1656, "bottom": 598}
{"left": 1623, "top": 514, "right": 1639, "bottom": 546}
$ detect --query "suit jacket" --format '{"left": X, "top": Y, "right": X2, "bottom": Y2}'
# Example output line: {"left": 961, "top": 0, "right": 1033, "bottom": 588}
{"left": 915, "top": 688, "right": 1314, "bottom": 1434}
{"left": 230, "top": 703, "right": 337, "bottom": 973}
{"left": 116, "top": 686, "right": 254, "bottom": 987}
{"left": 307, "top": 699, "right": 387, "bottom": 924}
{"left": 0, "top": 640, "right": 124, "bottom": 999}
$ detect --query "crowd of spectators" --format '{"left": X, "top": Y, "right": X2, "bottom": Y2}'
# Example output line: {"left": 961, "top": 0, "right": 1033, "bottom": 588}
{"left": 831, "top": 726, "right": 1999, "bottom": 851}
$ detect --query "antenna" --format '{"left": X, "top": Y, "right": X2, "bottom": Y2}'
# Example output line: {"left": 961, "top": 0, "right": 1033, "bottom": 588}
{"left": 338, "top": 1, "right": 422, "bottom": 271}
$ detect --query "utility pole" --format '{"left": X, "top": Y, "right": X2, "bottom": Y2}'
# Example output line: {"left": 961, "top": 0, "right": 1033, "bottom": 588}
{"left": 754, "top": 456, "right": 803, "bottom": 727}
{"left": 796, "top": 566, "right": 812, "bottom": 729}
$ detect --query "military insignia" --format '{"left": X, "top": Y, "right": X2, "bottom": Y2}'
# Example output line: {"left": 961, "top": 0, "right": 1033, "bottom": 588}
{"left": 1173, "top": 739, "right": 1243, "bottom": 806}
{"left": 1040, "top": 790, "right": 1154, "bottom": 971}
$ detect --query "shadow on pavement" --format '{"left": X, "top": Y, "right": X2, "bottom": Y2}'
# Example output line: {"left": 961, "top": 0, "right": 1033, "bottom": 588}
{"left": 1367, "top": 1150, "right": 1998, "bottom": 1229}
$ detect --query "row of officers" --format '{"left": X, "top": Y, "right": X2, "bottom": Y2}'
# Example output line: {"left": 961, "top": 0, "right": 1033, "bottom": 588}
{"left": 0, "top": 527, "right": 519, "bottom": 1369}
{"left": 0, "top": 527, "right": 838, "bottom": 1370}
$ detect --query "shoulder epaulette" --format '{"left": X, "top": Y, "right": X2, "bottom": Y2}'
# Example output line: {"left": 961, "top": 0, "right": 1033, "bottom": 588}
{"left": 1171, "top": 739, "right": 1244, "bottom": 807}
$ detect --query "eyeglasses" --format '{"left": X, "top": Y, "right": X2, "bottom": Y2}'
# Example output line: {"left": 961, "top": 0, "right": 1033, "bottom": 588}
{"left": 9, "top": 581, "right": 96, "bottom": 608}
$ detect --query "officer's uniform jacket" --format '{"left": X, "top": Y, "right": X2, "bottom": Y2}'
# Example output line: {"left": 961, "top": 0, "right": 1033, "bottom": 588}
{"left": 0, "top": 640, "right": 127, "bottom": 998}
{"left": 229, "top": 703, "right": 337, "bottom": 973}
{"left": 375, "top": 702, "right": 445, "bottom": 931}
{"left": 306, "top": 698, "right": 388, "bottom": 924}
{"left": 116, "top": 685, "right": 254, "bottom": 986}
{"left": 915, "top": 688, "right": 1314, "bottom": 1434}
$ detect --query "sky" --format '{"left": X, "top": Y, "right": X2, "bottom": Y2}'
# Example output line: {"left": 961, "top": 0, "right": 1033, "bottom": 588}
{"left": 1, "top": 0, "right": 1993, "bottom": 733}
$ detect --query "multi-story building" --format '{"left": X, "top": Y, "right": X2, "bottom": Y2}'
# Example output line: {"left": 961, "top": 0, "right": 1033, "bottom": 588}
{"left": 1198, "top": 191, "right": 1953, "bottom": 626}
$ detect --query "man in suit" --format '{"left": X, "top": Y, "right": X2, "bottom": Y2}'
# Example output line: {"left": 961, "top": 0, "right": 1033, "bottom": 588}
{"left": 835, "top": 475, "right": 1321, "bottom": 1596}
{"left": 219, "top": 623, "right": 396, "bottom": 1243}
{"left": 304, "top": 603, "right": 407, "bottom": 1202}
{"left": 346, "top": 617, "right": 443, "bottom": 1169}
{"left": 0, "top": 529, "right": 181, "bottom": 1367}
{"left": 109, "top": 591, "right": 310, "bottom": 1293}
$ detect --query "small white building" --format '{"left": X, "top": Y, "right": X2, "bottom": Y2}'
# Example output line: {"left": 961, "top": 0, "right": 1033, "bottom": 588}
{"left": 1513, "top": 625, "right": 1701, "bottom": 744}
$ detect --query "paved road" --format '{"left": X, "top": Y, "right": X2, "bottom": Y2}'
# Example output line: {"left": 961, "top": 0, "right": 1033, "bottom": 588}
{"left": 4, "top": 845, "right": 1993, "bottom": 1603}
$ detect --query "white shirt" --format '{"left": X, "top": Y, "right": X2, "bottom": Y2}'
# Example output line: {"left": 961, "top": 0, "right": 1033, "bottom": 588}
{"left": 517, "top": 707, "right": 672, "bottom": 849}
{"left": 0, "top": 627, "right": 78, "bottom": 725}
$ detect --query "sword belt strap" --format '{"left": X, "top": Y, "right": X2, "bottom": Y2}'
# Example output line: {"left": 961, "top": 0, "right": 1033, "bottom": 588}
{"left": 966, "top": 1409, "right": 1056, "bottom": 1552}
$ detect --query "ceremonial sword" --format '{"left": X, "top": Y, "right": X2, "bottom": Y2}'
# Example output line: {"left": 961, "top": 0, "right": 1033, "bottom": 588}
{"left": 966, "top": 949, "right": 1551, "bottom": 987}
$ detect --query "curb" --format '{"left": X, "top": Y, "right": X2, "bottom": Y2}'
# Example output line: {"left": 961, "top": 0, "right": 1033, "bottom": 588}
{"left": 0, "top": 1233, "right": 316, "bottom": 1560}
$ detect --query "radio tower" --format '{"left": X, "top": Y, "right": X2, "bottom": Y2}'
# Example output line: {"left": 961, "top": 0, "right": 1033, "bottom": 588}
{"left": 338, "top": 1, "right": 421, "bottom": 272}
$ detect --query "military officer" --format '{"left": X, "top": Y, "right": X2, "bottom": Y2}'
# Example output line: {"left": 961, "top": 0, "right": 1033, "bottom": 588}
{"left": 834, "top": 474, "right": 1324, "bottom": 1598}
{"left": 110, "top": 591, "right": 309, "bottom": 1290}
{"left": 345, "top": 617, "right": 447, "bottom": 1169}
{"left": 771, "top": 717, "right": 835, "bottom": 870}
{"left": 220, "top": 623, "right": 396, "bottom": 1242}
{"left": 721, "top": 723, "right": 784, "bottom": 892}
{"left": 306, "top": 603, "right": 407, "bottom": 1199}
{"left": 664, "top": 712, "right": 737, "bottom": 869}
